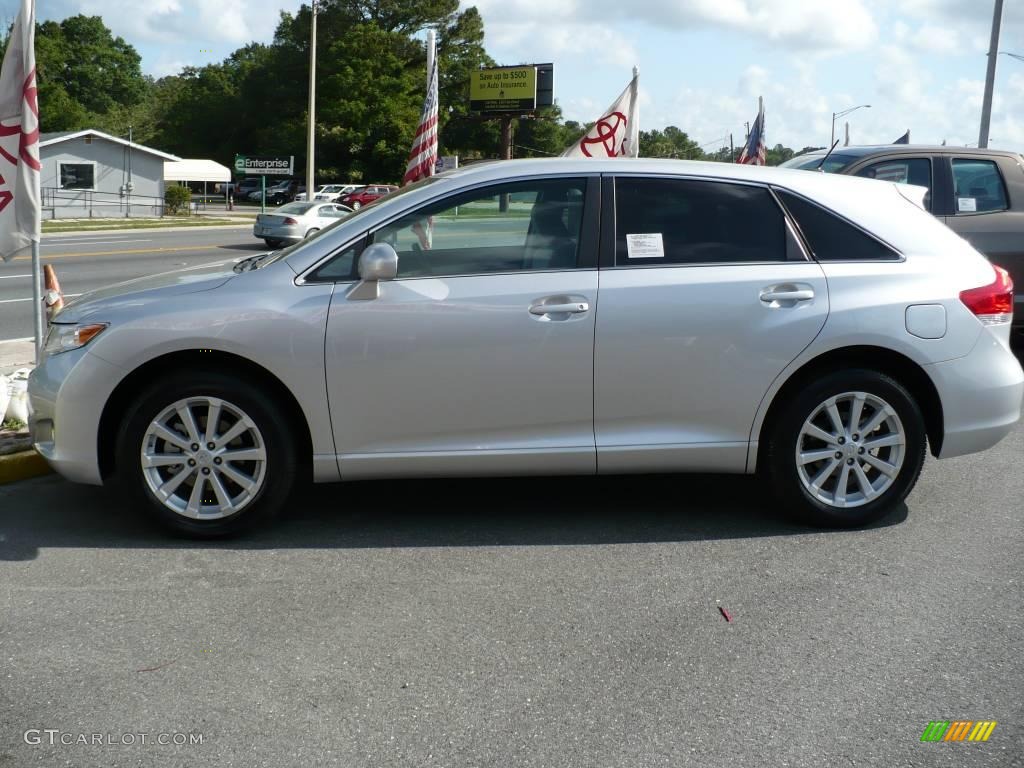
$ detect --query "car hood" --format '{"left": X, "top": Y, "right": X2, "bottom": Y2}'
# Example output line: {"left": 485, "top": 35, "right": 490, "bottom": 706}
{"left": 55, "top": 259, "right": 239, "bottom": 323}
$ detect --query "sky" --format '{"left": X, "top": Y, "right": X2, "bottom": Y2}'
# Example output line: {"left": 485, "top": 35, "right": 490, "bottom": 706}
{"left": 8, "top": 0, "right": 1024, "bottom": 154}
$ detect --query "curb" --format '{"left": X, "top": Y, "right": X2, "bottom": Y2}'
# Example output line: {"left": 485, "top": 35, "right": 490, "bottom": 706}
{"left": 0, "top": 450, "right": 52, "bottom": 485}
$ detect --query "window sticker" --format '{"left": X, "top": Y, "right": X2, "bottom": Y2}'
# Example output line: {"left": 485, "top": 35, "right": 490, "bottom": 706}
{"left": 625, "top": 233, "right": 665, "bottom": 259}
{"left": 957, "top": 197, "right": 977, "bottom": 213}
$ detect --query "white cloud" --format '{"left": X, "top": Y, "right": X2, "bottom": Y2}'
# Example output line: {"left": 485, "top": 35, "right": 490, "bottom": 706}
{"left": 470, "top": 0, "right": 878, "bottom": 52}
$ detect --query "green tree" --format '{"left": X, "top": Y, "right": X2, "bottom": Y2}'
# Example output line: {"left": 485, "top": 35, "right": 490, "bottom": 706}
{"left": 639, "top": 126, "right": 703, "bottom": 159}
{"left": 16, "top": 16, "right": 149, "bottom": 132}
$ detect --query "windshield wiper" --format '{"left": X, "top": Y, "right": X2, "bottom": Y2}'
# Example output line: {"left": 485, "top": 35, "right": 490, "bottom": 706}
{"left": 233, "top": 252, "right": 277, "bottom": 273}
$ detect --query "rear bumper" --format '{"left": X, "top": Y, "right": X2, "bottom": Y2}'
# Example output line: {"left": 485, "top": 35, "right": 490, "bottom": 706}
{"left": 926, "top": 327, "right": 1024, "bottom": 458}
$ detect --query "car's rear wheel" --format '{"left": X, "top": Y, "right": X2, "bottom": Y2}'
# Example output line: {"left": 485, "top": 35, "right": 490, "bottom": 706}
{"left": 115, "top": 372, "right": 297, "bottom": 537}
{"left": 766, "top": 369, "right": 926, "bottom": 528}
{"left": 264, "top": 238, "right": 282, "bottom": 248}
{"left": 351, "top": 201, "right": 362, "bottom": 209}
{"left": 304, "top": 228, "right": 319, "bottom": 238}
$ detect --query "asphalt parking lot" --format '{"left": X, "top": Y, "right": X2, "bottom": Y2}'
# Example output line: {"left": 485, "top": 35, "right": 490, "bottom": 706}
{"left": 2, "top": 405, "right": 1021, "bottom": 768}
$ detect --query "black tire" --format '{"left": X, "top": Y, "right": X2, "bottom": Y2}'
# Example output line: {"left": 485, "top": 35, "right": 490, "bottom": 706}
{"left": 114, "top": 371, "right": 298, "bottom": 538}
{"left": 304, "top": 228, "right": 319, "bottom": 238}
{"left": 765, "top": 369, "right": 926, "bottom": 528}
{"left": 264, "top": 238, "right": 282, "bottom": 248}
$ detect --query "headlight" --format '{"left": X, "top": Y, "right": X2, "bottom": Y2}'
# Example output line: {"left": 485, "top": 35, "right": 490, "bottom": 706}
{"left": 43, "top": 323, "right": 108, "bottom": 356}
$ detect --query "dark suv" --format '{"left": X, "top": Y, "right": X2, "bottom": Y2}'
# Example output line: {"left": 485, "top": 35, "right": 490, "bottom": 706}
{"left": 782, "top": 145, "right": 1024, "bottom": 333}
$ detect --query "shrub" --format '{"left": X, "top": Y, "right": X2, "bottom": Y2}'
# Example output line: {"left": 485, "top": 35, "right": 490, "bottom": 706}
{"left": 164, "top": 185, "right": 192, "bottom": 216}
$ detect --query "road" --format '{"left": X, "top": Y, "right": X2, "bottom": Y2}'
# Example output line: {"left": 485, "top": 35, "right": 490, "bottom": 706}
{"left": 0, "top": 227, "right": 263, "bottom": 342}
{"left": 1, "top": 413, "right": 1021, "bottom": 766}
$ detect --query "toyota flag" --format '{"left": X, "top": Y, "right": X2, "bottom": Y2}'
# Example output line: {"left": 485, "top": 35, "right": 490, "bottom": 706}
{"left": 0, "top": 0, "right": 41, "bottom": 262}
{"left": 562, "top": 68, "right": 639, "bottom": 158}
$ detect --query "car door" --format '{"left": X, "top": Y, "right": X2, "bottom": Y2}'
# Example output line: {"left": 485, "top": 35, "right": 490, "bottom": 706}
{"left": 322, "top": 175, "right": 600, "bottom": 479}
{"left": 942, "top": 155, "right": 1024, "bottom": 312}
{"left": 594, "top": 175, "right": 829, "bottom": 473}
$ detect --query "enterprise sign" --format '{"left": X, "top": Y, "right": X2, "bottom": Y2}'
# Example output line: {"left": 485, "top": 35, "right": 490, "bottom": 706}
{"left": 234, "top": 155, "right": 294, "bottom": 176}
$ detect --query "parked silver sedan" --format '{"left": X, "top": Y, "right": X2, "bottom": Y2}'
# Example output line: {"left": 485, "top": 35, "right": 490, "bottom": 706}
{"left": 253, "top": 202, "right": 352, "bottom": 247}
{"left": 29, "top": 159, "right": 1023, "bottom": 537}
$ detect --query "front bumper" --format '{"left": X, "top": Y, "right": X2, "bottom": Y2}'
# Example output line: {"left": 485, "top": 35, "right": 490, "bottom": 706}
{"left": 926, "top": 326, "right": 1024, "bottom": 459}
{"left": 28, "top": 348, "right": 125, "bottom": 485}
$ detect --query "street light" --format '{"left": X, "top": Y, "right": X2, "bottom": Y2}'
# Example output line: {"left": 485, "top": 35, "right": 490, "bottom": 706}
{"left": 1000, "top": 51, "right": 1024, "bottom": 63}
{"left": 832, "top": 104, "right": 871, "bottom": 146}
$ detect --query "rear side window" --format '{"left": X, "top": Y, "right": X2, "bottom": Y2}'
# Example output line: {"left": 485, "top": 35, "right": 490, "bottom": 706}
{"left": 614, "top": 178, "right": 786, "bottom": 265}
{"left": 952, "top": 159, "right": 1008, "bottom": 214}
{"left": 856, "top": 158, "right": 933, "bottom": 210}
{"left": 775, "top": 190, "right": 899, "bottom": 261}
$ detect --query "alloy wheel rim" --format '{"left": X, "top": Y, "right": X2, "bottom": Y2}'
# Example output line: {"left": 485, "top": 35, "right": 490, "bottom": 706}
{"left": 140, "top": 396, "right": 267, "bottom": 520}
{"left": 795, "top": 391, "right": 906, "bottom": 509}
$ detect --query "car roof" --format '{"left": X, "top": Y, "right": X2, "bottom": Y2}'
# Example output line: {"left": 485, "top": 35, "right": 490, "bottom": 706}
{"left": 790, "top": 144, "right": 1023, "bottom": 160}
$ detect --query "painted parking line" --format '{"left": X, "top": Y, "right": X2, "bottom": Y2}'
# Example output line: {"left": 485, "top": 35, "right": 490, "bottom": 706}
{"left": 0, "top": 274, "right": 32, "bottom": 280}
{"left": 8, "top": 245, "right": 222, "bottom": 261}
{"left": 0, "top": 293, "right": 82, "bottom": 305}
{"left": 41, "top": 239, "right": 154, "bottom": 247}
{"left": 0, "top": 336, "right": 34, "bottom": 344}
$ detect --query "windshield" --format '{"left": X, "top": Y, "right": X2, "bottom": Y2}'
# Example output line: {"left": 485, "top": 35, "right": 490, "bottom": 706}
{"left": 780, "top": 153, "right": 858, "bottom": 173}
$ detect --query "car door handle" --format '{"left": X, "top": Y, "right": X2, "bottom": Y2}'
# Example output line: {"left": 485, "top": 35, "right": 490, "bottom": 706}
{"left": 529, "top": 302, "right": 590, "bottom": 315}
{"left": 760, "top": 288, "right": 814, "bottom": 303}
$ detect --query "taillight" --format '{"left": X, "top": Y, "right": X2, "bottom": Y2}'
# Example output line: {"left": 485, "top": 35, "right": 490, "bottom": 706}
{"left": 283, "top": 217, "right": 298, "bottom": 225}
{"left": 959, "top": 265, "right": 1014, "bottom": 325}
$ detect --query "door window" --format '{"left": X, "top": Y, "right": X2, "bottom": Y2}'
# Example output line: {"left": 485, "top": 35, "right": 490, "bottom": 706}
{"left": 951, "top": 159, "right": 1008, "bottom": 214}
{"left": 372, "top": 178, "right": 587, "bottom": 278}
{"left": 856, "top": 158, "right": 933, "bottom": 210}
{"left": 613, "top": 178, "right": 786, "bottom": 265}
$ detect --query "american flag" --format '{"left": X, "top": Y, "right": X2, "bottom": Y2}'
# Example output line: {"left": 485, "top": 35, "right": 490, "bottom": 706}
{"left": 402, "top": 35, "right": 439, "bottom": 185}
{"left": 737, "top": 97, "right": 766, "bottom": 166}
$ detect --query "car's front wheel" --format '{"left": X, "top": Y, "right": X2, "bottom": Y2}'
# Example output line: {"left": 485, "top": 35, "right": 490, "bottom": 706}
{"left": 766, "top": 369, "right": 926, "bottom": 528}
{"left": 115, "top": 372, "right": 298, "bottom": 537}
{"left": 304, "top": 228, "right": 319, "bottom": 238}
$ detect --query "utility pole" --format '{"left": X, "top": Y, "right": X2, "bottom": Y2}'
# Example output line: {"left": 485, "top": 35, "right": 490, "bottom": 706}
{"left": 729, "top": 133, "right": 734, "bottom": 162}
{"left": 979, "top": 0, "right": 1004, "bottom": 148}
{"left": 305, "top": 0, "right": 317, "bottom": 199}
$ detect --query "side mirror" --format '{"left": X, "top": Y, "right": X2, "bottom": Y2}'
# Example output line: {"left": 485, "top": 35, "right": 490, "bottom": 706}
{"left": 348, "top": 242, "right": 398, "bottom": 300}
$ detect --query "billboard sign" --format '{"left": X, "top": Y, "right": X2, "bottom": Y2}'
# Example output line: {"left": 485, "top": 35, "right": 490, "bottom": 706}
{"left": 233, "top": 155, "right": 294, "bottom": 176}
{"left": 470, "top": 66, "right": 538, "bottom": 112}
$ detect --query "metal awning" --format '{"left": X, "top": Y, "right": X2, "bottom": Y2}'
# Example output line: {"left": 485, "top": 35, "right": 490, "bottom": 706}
{"left": 163, "top": 159, "right": 231, "bottom": 183}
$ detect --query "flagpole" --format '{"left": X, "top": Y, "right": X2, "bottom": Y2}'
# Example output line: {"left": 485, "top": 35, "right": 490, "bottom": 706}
{"left": 305, "top": 0, "right": 317, "bottom": 200}
{"left": 32, "top": 240, "right": 42, "bottom": 360}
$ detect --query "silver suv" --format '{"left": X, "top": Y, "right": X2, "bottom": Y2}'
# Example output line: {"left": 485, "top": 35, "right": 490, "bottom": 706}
{"left": 29, "top": 159, "right": 1024, "bottom": 537}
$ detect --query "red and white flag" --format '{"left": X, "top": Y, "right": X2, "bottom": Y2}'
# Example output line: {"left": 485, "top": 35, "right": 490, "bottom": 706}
{"left": 562, "top": 68, "right": 639, "bottom": 158}
{"left": 0, "top": 0, "right": 41, "bottom": 262}
{"left": 403, "top": 30, "right": 439, "bottom": 185}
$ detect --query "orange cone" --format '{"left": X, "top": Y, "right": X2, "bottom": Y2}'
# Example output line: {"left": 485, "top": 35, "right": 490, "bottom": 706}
{"left": 43, "top": 264, "right": 64, "bottom": 319}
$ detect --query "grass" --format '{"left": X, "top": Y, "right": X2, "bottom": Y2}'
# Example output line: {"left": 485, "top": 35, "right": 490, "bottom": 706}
{"left": 42, "top": 217, "right": 242, "bottom": 233}
{"left": 2, "top": 419, "right": 26, "bottom": 432}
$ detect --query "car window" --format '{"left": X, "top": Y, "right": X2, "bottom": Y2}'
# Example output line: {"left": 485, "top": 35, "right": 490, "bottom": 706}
{"left": 776, "top": 190, "right": 899, "bottom": 261}
{"left": 308, "top": 241, "right": 362, "bottom": 281}
{"left": 952, "top": 159, "right": 1008, "bottom": 214}
{"left": 613, "top": 178, "right": 786, "bottom": 266}
{"left": 780, "top": 153, "right": 857, "bottom": 173}
{"left": 372, "top": 177, "right": 587, "bottom": 278}
{"left": 277, "top": 202, "right": 316, "bottom": 215}
{"left": 855, "top": 158, "right": 932, "bottom": 210}
{"left": 318, "top": 205, "right": 346, "bottom": 219}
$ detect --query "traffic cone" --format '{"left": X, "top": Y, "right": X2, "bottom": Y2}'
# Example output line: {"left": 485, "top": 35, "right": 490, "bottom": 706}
{"left": 43, "top": 264, "right": 64, "bottom": 320}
